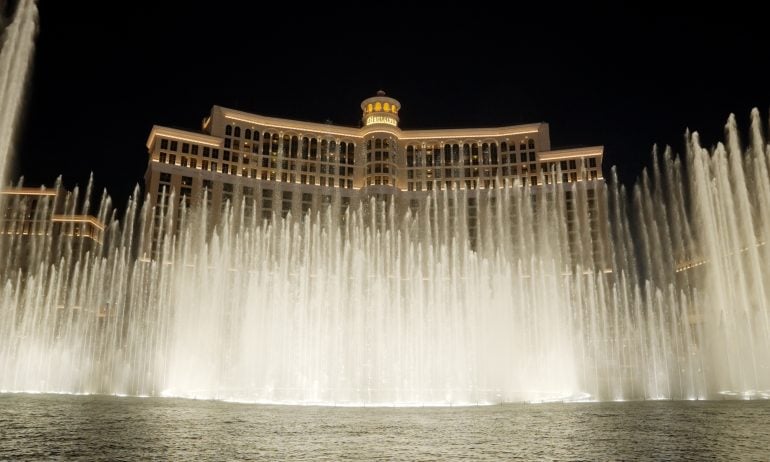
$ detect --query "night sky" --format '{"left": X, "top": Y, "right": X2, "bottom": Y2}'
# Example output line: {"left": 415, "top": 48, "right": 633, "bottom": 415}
{"left": 8, "top": 4, "right": 769, "bottom": 210}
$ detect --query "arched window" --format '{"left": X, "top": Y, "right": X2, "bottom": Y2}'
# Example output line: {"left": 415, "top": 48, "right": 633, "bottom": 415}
{"left": 262, "top": 132, "right": 271, "bottom": 155}
{"left": 391, "top": 105, "right": 397, "bottom": 113}
{"left": 234, "top": 126, "right": 241, "bottom": 137}
{"left": 383, "top": 102, "right": 390, "bottom": 112}
{"left": 382, "top": 138, "right": 389, "bottom": 149}
{"left": 491, "top": 143, "right": 498, "bottom": 163}
{"left": 283, "top": 135, "right": 291, "bottom": 156}
{"left": 225, "top": 125, "right": 233, "bottom": 136}
{"left": 301, "top": 137, "right": 309, "bottom": 159}
{"left": 245, "top": 129, "right": 252, "bottom": 139}
{"left": 330, "top": 140, "right": 337, "bottom": 154}
{"left": 500, "top": 141, "right": 508, "bottom": 152}
{"left": 291, "top": 136, "right": 298, "bottom": 157}
{"left": 375, "top": 102, "right": 382, "bottom": 111}
{"left": 340, "top": 142, "right": 347, "bottom": 155}
{"left": 367, "top": 103, "right": 373, "bottom": 113}
{"left": 253, "top": 130, "right": 260, "bottom": 141}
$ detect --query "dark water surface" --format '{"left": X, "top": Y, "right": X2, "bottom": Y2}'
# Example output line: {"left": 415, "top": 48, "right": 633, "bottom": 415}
{"left": 1, "top": 394, "right": 769, "bottom": 460}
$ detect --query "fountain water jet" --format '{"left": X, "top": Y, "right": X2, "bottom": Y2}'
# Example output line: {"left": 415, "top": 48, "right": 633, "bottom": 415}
{"left": 0, "top": 113, "right": 768, "bottom": 405}
{"left": 0, "top": 0, "right": 37, "bottom": 185}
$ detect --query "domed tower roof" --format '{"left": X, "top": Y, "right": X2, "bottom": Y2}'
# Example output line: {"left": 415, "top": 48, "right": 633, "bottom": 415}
{"left": 360, "top": 90, "right": 401, "bottom": 128}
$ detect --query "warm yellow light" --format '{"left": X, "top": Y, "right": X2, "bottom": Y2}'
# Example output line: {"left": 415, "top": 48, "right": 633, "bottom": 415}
{"left": 375, "top": 102, "right": 382, "bottom": 111}
{"left": 51, "top": 215, "right": 105, "bottom": 231}
{"left": 0, "top": 188, "right": 57, "bottom": 196}
{"left": 367, "top": 103, "right": 373, "bottom": 113}
{"left": 365, "top": 115, "right": 398, "bottom": 127}
{"left": 383, "top": 103, "right": 390, "bottom": 111}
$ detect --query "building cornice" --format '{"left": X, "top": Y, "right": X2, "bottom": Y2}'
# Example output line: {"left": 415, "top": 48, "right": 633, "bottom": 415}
{"left": 214, "top": 106, "right": 546, "bottom": 141}
{"left": 146, "top": 126, "right": 222, "bottom": 150}
{"left": 539, "top": 146, "right": 604, "bottom": 160}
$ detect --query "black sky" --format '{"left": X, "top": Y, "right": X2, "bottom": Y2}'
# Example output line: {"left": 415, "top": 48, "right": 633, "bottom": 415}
{"left": 9, "top": 4, "right": 769, "bottom": 210}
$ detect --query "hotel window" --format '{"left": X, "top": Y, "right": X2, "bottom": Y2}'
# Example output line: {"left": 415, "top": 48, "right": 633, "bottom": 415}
{"left": 234, "top": 126, "right": 241, "bottom": 137}
{"left": 170, "top": 141, "right": 178, "bottom": 151}
{"left": 528, "top": 139, "right": 535, "bottom": 150}
{"left": 211, "top": 162, "right": 217, "bottom": 172}
{"left": 263, "top": 133, "right": 271, "bottom": 156}
{"left": 347, "top": 143, "right": 355, "bottom": 163}
{"left": 169, "top": 154, "right": 176, "bottom": 165}
{"left": 159, "top": 152, "right": 166, "bottom": 163}
{"left": 589, "top": 157, "right": 597, "bottom": 167}
{"left": 252, "top": 130, "right": 260, "bottom": 141}
{"left": 181, "top": 157, "right": 188, "bottom": 167}
{"left": 233, "top": 140, "right": 240, "bottom": 150}
{"left": 224, "top": 138, "right": 231, "bottom": 149}
{"left": 212, "top": 149, "right": 219, "bottom": 159}
{"left": 203, "top": 147, "right": 210, "bottom": 157}
{"left": 182, "top": 143, "right": 190, "bottom": 154}
{"left": 190, "top": 158, "right": 197, "bottom": 169}
{"left": 223, "top": 151, "right": 230, "bottom": 161}
{"left": 159, "top": 173, "right": 172, "bottom": 182}
{"left": 226, "top": 125, "right": 233, "bottom": 136}
{"left": 160, "top": 139, "right": 168, "bottom": 149}
{"left": 245, "top": 129, "right": 251, "bottom": 139}
{"left": 569, "top": 160, "right": 577, "bottom": 169}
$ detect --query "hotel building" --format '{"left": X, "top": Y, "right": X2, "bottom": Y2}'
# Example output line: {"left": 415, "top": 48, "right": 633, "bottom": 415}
{"left": 0, "top": 186, "right": 105, "bottom": 273}
{"left": 144, "top": 91, "right": 605, "bottom": 257}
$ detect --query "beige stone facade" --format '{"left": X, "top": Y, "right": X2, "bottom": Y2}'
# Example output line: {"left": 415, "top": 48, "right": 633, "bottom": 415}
{"left": 145, "top": 92, "right": 603, "bottom": 225}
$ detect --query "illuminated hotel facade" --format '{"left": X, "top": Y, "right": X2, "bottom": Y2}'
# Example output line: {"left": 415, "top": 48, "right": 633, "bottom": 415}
{"left": 144, "top": 91, "right": 605, "bottom": 253}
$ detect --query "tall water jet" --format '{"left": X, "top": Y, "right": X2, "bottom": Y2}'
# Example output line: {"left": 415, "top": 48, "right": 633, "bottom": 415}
{"left": 0, "top": 0, "right": 37, "bottom": 185}
{"left": 0, "top": 110, "right": 768, "bottom": 405}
